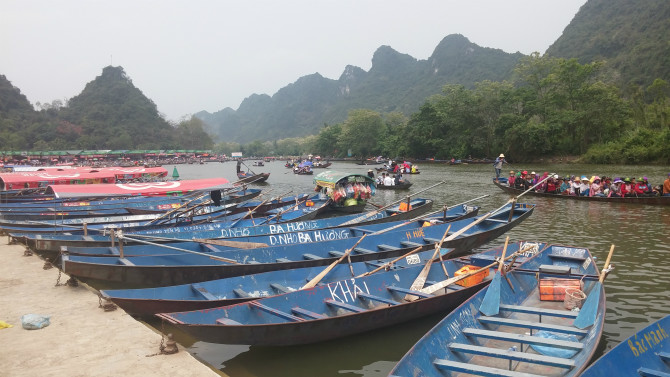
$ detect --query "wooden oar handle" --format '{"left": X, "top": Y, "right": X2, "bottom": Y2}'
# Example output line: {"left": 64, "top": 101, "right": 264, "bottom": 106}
{"left": 600, "top": 244, "right": 615, "bottom": 283}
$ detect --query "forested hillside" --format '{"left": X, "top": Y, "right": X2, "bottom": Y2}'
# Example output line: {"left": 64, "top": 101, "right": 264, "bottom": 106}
{"left": 0, "top": 67, "right": 213, "bottom": 151}
{"left": 546, "top": 0, "right": 670, "bottom": 91}
{"left": 198, "top": 34, "right": 523, "bottom": 143}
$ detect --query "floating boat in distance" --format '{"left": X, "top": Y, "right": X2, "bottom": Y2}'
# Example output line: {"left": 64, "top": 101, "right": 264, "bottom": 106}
{"left": 236, "top": 172, "right": 270, "bottom": 184}
{"left": 156, "top": 241, "right": 547, "bottom": 345}
{"left": 493, "top": 178, "right": 670, "bottom": 205}
{"left": 390, "top": 243, "right": 605, "bottom": 377}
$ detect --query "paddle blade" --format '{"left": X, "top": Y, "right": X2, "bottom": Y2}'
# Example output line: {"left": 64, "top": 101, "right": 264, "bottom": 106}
{"left": 573, "top": 282, "right": 601, "bottom": 329}
{"left": 479, "top": 272, "right": 502, "bottom": 316}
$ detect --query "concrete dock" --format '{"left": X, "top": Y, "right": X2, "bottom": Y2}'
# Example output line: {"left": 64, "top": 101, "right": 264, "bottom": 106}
{"left": 0, "top": 237, "right": 222, "bottom": 377}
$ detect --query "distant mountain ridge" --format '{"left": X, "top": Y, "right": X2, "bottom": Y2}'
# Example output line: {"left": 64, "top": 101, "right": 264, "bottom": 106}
{"left": 197, "top": 34, "right": 524, "bottom": 143}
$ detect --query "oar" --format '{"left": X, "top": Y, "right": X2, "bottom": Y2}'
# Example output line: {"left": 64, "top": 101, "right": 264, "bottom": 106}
{"left": 338, "top": 181, "right": 446, "bottom": 226}
{"left": 356, "top": 245, "right": 425, "bottom": 278}
{"left": 478, "top": 236, "right": 510, "bottom": 316}
{"left": 420, "top": 244, "right": 535, "bottom": 295}
{"left": 144, "top": 192, "right": 209, "bottom": 225}
{"left": 301, "top": 234, "right": 368, "bottom": 289}
{"left": 405, "top": 224, "right": 452, "bottom": 301}
{"left": 438, "top": 173, "right": 553, "bottom": 243}
{"left": 369, "top": 195, "right": 489, "bottom": 236}
{"left": 120, "top": 234, "right": 239, "bottom": 264}
{"left": 192, "top": 238, "right": 269, "bottom": 249}
{"left": 573, "top": 244, "right": 615, "bottom": 329}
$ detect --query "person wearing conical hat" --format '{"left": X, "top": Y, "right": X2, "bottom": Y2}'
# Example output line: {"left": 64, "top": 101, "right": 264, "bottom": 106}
{"left": 493, "top": 153, "right": 507, "bottom": 182}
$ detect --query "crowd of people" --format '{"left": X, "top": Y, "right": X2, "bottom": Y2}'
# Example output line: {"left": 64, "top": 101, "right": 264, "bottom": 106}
{"left": 502, "top": 170, "right": 670, "bottom": 197}
{"left": 368, "top": 169, "right": 407, "bottom": 186}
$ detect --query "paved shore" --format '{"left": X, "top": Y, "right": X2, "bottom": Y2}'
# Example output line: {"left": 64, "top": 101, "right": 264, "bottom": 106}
{"left": 0, "top": 237, "right": 222, "bottom": 377}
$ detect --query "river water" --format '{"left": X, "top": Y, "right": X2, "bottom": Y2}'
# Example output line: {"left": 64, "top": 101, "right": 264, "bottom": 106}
{"left": 154, "top": 160, "right": 670, "bottom": 376}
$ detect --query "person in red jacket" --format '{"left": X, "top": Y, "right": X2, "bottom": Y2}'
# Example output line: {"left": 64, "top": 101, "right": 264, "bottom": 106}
{"left": 634, "top": 177, "right": 650, "bottom": 196}
{"left": 621, "top": 177, "right": 635, "bottom": 197}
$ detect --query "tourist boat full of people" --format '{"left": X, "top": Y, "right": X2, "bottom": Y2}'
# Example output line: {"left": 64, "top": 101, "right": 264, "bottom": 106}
{"left": 494, "top": 171, "right": 670, "bottom": 205}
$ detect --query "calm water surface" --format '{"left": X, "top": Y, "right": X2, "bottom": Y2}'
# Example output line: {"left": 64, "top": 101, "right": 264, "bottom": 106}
{"left": 156, "top": 160, "right": 670, "bottom": 376}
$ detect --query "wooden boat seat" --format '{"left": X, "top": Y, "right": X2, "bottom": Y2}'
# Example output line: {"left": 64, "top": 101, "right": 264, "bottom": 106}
{"left": 215, "top": 317, "right": 242, "bottom": 325}
{"left": 657, "top": 352, "right": 670, "bottom": 362}
{"left": 638, "top": 368, "right": 670, "bottom": 377}
{"left": 233, "top": 288, "right": 250, "bottom": 298}
{"left": 108, "top": 247, "right": 120, "bottom": 255}
{"left": 190, "top": 283, "right": 217, "bottom": 300}
{"left": 328, "top": 251, "right": 345, "bottom": 257}
{"left": 364, "top": 261, "right": 385, "bottom": 268}
{"left": 399, "top": 240, "right": 424, "bottom": 247}
{"left": 118, "top": 258, "right": 134, "bottom": 266}
{"left": 377, "top": 244, "right": 400, "bottom": 251}
{"left": 449, "top": 342, "right": 576, "bottom": 369}
{"left": 291, "top": 306, "right": 326, "bottom": 320}
{"left": 539, "top": 264, "right": 572, "bottom": 275}
{"left": 348, "top": 227, "right": 374, "bottom": 234}
{"left": 356, "top": 292, "right": 398, "bottom": 306}
{"left": 463, "top": 328, "right": 584, "bottom": 350}
{"left": 249, "top": 301, "right": 305, "bottom": 322}
{"left": 201, "top": 243, "right": 221, "bottom": 253}
{"left": 478, "top": 316, "right": 588, "bottom": 336}
{"left": 353, "top": 247, "right": 375, "bottom": 254}
{"left": 433, "top": 358, "right": 546, "bottom": 376}
{"left": 83, "top": 236, "right": 96, "bottom": 241}
{"left": 499, "top": 304, "right": 578, "bottom": 319}
{"left": 387, "top": 286, "right": 434, "bottom": 299}
{"left": 483, "top": 218, "right": 509, "bottom": 224}
{"left": 548, "top": 253, "right": 587, "bottom": 262}
{"left": 270, "top": 283, "right": 291, "bottom": 293}
{"left": 302, "top": 253, "right": 322, "bottom": 260}
{"left": 276, "top": 257, "right": 291, "bottom": 263}
{"left": 246, "top": 260, "right": 260, "bottom": 264}
{"left": 423, "top": 237, "right": 441, "bottom": 243}
{"left": 325, "top": 299, "right": 365, "bottom": 313}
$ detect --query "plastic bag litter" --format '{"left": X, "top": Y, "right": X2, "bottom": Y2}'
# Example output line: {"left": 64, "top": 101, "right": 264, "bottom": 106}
{"left": 21, "top": 314, "right": 51, "bottom": 330}
{"left": 529, "top": 330, "right": 579, "bottom": 358}
{"left": 0, "top": 320, "right": 13, "bottom": 329}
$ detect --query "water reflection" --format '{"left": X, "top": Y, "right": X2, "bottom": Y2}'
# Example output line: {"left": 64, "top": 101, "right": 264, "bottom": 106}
{"left": 163, "top": 161, "right": 670, "bottom": 376}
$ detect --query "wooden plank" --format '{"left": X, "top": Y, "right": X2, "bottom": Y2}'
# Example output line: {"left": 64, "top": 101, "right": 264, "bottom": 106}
{"left": 108, "top": 247, "right": 120, "bottom": 255}
{"left": 270, "top": 283, "right": 291, "bottom": 293}
{"left": 353, "top": 247, "right": 375, "bottom": 254}
{"left": 357, "top": 292, "right": 398, "bottom": 306}
{"left": 549, "top": 253, "right": 587, "bottom": 262}
{"left": 328, "top": 251, "right": 345, "bottom": 257}
{"left": 387, "top": 286, "right": 434, "bottom": 299}
{"left": 433, "top": 359, "right": 543, "bottom": 377}
{"left": 215, "top": 317, "right": 242, "bottom": 325}
{"left": 399, "top": 241, "right": 424, "bottom": 247}
{"left": 190, "top": 283, "right": 218, "bottom": 300}
{"left": 325, "top": 299, "right": 365, "bottom": 313}
{"left": 478, "top": 316, "right": 587, "bottom": 336}
{"left": 463, "top": 328, "right": 584, "bottom": 350}
{"left": 499, "top": 304, "right": 578, "bottom": 319}
{"left": 249, "top": 301, "right": 305, "bottom": 322}
{"left": 482, "top": 218, "right": 509, "bottom": 224}
{"left": 291, "top": 307, "right": 326, "bottom": 319}
{"left": 233, "top": 288, "right": 250, "bottom": 298}
{"left": 303, "top": 253, "right": 322, "bottom": 260}
{"left": 377, "top": 244, "right": 400, "bottom": 251}
{"left": 539, "top": 264, "right": 572, "bottom": 275}
{"left": 118, "top": 258, "right": 134, "bottom": 266}
{"left": 449, "top": 342, "right": 576, "bottom": 368}
{"left": 276, "top": 257, "right": 291, "bottom": 263}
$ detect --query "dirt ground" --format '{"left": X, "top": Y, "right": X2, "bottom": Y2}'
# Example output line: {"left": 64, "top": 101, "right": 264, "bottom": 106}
{"left": 0, "top": 237, "right": 222, "bottom": 377}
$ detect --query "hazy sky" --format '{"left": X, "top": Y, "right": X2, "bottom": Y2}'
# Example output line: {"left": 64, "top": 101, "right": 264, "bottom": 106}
{"left": 2, "top": 0, "right": 586, "bottom": 122}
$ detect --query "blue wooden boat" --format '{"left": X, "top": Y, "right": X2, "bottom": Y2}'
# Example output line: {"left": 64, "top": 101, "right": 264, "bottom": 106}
{"left": 61, "top": 203, "right": 534, "bottom": 289}
{"left": 494, "top": 177, "right": 670, "bottom": 206}
{"left": 155, "top": 241, "right": 549, "bottom": 345}
{"left": 13, "top": 197, "right": 441, "bottom": 252}
{"left": 0, "top": 196, "right": 324, "bottom": 234}
{"left": 389, "top": 244, "right": 605, "bottom": 377}
{"left": 580, "top": 314, "right": 669, "bottom": 377}
{"left": 104, "top": 241, "right": 547, "bottom": 316}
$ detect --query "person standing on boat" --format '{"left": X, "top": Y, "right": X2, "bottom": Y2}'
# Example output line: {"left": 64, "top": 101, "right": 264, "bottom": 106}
{"left": 236, "top": 159, "right": 242, "bottom": 174}
{"left": 367, "top": 169, "right": 375, "bottom": 179}
{"left": 663, "top": 173, "right": 670, "bottom": 196}
{"left": 493, "top": 154, "right": 507, "bottom": 181}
